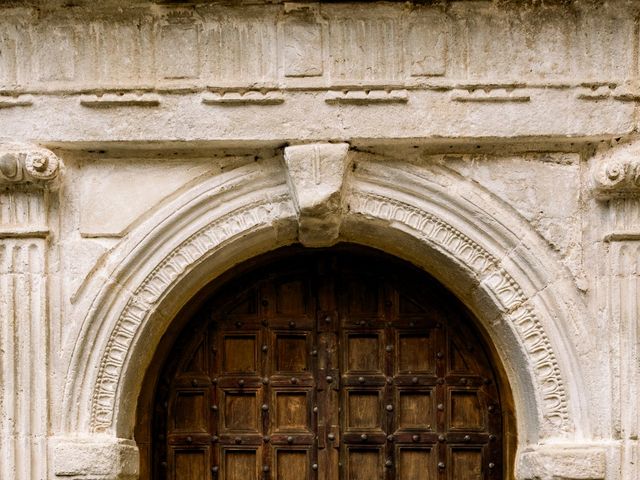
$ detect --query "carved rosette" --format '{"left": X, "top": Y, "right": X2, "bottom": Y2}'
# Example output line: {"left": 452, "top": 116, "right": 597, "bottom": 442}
{"left": 0, "top": 143, "right": 62, "bottom": 187}
{"left": 592, "top": 142, "right": 640, "bottom": 199}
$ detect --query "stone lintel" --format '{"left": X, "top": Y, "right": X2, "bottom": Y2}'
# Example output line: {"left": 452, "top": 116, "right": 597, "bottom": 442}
{"left": 283, "top": 142, "right": 350, "bottom": 247}
{"left": 0, "top": 143, "right": 62, "bottom": 188}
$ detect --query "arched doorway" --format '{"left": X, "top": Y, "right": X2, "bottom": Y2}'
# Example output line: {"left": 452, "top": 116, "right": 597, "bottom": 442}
{"left": 138, "top": 245, "right": 515, "bottom": 479}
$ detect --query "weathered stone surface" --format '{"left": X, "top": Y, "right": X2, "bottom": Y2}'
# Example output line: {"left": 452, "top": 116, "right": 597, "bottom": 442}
{"left": 0, "top": 1, "right": 638, "bottom": 479}
{"left": 53, "top": 436, "right": 138, "bottom": 479}
{"left": 0, "top": 1, "right": 637, "bottom": 142}
{"left": 518, "top": 445, "right": 606, "bottom": 480}
{"left": 76, "top": 158, "right": 220, "bottom": 237}
{"left": 592, "top": 141, "right": 640, "bottom": 199}
{"left": 0, "top": 142, "right": 62, "bottom": 186}
{"left": 284, "top": 143, "right": 350, "bottom": 246}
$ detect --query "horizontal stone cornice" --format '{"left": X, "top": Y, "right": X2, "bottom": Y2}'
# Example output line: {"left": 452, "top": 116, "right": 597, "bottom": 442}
{"left": 0, "top": 3, "right": 637, "bottom": 96}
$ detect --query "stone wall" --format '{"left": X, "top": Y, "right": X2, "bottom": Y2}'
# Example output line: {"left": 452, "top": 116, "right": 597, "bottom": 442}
{"left": 0, "top": 1, "right": 639, "bottom": 479}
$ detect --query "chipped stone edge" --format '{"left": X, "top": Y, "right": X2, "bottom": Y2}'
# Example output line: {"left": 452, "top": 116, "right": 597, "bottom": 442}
{"left": 79, "top": 93, "right": 161, "bottom": 108}
{"left": 324, "top": 89, "right": 409, "bottom": 105}
{"left": 202, "top": 91, "right": 285, "bottom": 105}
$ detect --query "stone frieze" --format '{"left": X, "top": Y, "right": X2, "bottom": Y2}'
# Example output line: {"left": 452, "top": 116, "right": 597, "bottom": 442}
{"left": 0, "top": 2, "right": 637, "bottom": 97}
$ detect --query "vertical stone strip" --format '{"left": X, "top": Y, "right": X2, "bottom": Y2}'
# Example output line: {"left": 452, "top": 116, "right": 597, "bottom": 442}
{"left": 0, "top": 239, "right": 46, "bottom": 480}
{"left": 0, "top": 144, "right": 62, "bottom": 480}
{"left": 617, "top": 240, "right": 640, "bottom": 480}
{"left": 592, "top": 143, "right": 640, "bottom": 479}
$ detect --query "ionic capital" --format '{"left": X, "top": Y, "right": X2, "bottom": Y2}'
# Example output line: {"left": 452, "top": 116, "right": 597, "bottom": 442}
{"left": 0, "top": 143, "right": 63, "bottom": 187}
{"left": 592, "top": 142, "right": 640, "bottom": 199}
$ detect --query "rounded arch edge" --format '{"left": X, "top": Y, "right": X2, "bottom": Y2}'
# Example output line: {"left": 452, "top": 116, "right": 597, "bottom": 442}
{"left": 56, "top": 157, "right": 603, "bottom": 480}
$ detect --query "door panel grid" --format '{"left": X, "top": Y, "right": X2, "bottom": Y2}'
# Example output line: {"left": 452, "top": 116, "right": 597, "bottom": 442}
{"left": 154, "top": 252, "right": 504, "bottom": 480}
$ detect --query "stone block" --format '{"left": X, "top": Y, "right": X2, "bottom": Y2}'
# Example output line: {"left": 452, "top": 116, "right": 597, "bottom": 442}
{"left": 283, "top": 19, "right": 323, "bottom": 77}
{"left": 283, "top": 142, "right": 350, "bottom": 247}
{"left": 53, "top": 436, "right": 139, "bottom": 479}
{"left": 517, "top": 445, "right": 606, "bottom": 480}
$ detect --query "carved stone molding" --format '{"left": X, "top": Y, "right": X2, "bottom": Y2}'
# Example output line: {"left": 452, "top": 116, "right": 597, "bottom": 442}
{"left": 348, "top": 190, "right": 571, "bottom": 433}
{"left": 592, "top": 142, "right": 640, "bottom": 199}
{"left": 283, "top": 142, "right": 350, "bottom": 247}
{"left": 0, "top": 143, "right": 62, "bottom": 187}
{"left": 0, "top": 238, "right": 48, "bottom": 479}
{"left": 0, "top": 3, "right": 634, "bottom": 95}
{"left": 90, "top": 195, "right": 295, "bottom": 431}
{"left": 592, "top": 142, "right": 640, "bottom": 478}
{"left": 68, "top": 159, "right": 583, "bottom": 443}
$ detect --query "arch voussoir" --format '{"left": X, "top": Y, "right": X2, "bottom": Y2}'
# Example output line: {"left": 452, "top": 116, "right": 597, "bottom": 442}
{"left": 59, "top": 152, "right": 595, "bottom": 479}
{"left": 345, "top": 179, "right": 575, "bottom": 437}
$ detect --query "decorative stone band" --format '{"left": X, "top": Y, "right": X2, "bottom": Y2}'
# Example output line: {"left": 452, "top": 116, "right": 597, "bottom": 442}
{"left": 90, "top": 195, "right": 295, "bottom": 431}
{"left": 348, "top": 190, "right": 571, "bottom": 433}
{"left": 0, "top": 143, "right": 62, "bottom": 187}
{"left": 592, "top": 142, "right": 640, "bottom": 199}
{"left": 88, "top": 156, "right": 572, "bottom": 438}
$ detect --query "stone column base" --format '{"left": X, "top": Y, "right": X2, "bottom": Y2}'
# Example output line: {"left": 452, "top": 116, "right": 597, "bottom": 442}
{"left": 52, "top": 435, "right": 139, "bottom": 479}
{"left": 517, "top": 443, "right": 606, "bottom": 480}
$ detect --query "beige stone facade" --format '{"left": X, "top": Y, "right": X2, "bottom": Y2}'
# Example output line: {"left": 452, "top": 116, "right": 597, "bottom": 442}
{"left": 1, "top": 0, "right": 639, "bottom": 478}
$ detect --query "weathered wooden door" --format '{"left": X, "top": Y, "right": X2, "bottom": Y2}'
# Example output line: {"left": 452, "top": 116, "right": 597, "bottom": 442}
{"left": 153, "top": 250, "right": 505, "bottom": 479}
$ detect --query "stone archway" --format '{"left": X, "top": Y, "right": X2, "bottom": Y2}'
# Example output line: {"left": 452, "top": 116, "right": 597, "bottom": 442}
{"left": 54, "top": 144, "right": 602, "bottom": 479}
{"left": 143, "top": 245, "right": 515, "bottom": 479}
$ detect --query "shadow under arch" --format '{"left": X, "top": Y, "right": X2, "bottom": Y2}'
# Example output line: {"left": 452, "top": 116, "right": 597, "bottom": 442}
{"left": 135, "top": 243, "right": 519, "bottom": 478}
{"left": 59, "top": 154, "right": 593, "bottom": 478}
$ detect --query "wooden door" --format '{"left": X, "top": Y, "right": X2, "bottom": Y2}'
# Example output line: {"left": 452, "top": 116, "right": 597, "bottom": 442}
{"left": 153, "top": 250, "right": 505, "bottom": 480}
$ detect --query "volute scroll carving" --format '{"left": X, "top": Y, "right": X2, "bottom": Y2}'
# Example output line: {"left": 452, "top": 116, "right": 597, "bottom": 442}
{"left": 592, "top": 142, "right": 640, "bottom": 199}
{"left": 0, "top": 143, "right": 63, "bottom": 187}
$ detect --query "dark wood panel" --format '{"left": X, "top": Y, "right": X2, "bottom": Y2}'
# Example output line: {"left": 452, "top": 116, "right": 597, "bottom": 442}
{"left": 172, "top": 390, "right": 208, "bottom": 433}
{"left": 222, "top": 335, "right": 258, "bottom": 374}
{"left": 276, "top": 449, "right": 310, "bottom": 480}
{"left": 222, "top": 391, "right": 260, "bottom": 433}
{"left": 398, "top": 390, "right": 435, "bottom": 430}
{"left": 152, "top": 249, "right": 507, "bottom": 480}
{"left": 397, "top": 447, "right": 436, "bottom": 479}
{"left": 345, "top": 333, "right": 383, "bottom": 373}
{"left": 222, "top": 449, "right": 259, "bottom": 480}
{"left": 449, "top": 447, "right": 484, "bottom": 480}
{"left": 397, "top": 333, "right": 434, "bottom": 374}
{"left": 170, "top": 448, "right": 209, "bottom": 479}
{"left": 347, "top": 448, "right": 382, "bottom": 480}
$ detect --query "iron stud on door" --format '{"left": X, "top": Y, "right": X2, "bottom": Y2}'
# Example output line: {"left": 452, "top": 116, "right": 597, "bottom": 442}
{"left": 154, "top": 251, "right": 506, "bottom": 480}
